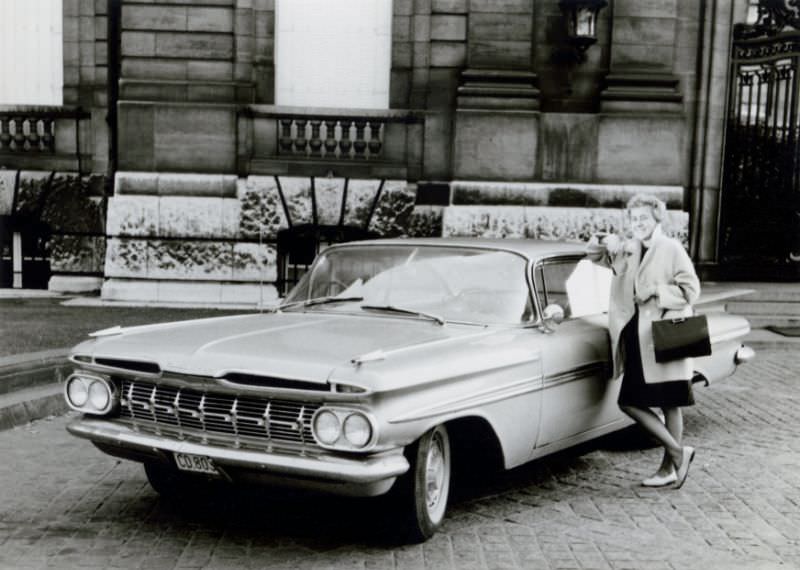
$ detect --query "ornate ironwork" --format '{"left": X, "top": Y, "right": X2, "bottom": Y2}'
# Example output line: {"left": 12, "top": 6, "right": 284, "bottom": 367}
{"left": 735, "top": 0, "right": 800, "bottom": 39}
{"left": 720, "top": 9, "right": 800, "bottom": 265}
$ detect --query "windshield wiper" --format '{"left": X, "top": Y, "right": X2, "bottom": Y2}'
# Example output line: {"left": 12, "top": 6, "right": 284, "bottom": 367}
{"left": 274, "top": 296, "right": 364, "bottom": 312}
{"left": 360, "top": 304, "right": 446, "bottom": 326}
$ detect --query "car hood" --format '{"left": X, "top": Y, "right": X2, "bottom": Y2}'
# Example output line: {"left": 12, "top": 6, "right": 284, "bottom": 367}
{"left": 75, "top": 311, "right": 490, "bottom": 384}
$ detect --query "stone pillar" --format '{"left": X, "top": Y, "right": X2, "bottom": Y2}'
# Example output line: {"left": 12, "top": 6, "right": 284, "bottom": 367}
{"left": 600, "top": 0, "right": 683, "bottom": 112}
{"left": 452, "top": 0, "right": 540, "bottom": 181}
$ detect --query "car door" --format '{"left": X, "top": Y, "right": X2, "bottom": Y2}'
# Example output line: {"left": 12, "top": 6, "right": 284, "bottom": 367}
{"left": 532, "top": 256, "right": 623, "bottom": 450}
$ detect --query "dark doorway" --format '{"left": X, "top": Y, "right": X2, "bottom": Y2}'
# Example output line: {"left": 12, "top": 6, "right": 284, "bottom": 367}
{"left": 276, "top": 224, "right": 377, "bottom": 295}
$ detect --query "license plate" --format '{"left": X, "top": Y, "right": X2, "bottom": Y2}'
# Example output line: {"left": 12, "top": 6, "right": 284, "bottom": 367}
{"left": 174, "top": 452, "right": 219, "bottom": 475}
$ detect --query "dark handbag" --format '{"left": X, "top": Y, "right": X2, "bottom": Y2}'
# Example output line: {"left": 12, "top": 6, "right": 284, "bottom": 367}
{"left": 652, "top": 314, "right": 711, "bottom": 363}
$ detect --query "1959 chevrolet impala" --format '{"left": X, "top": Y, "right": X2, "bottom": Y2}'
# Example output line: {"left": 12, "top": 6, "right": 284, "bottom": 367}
{"left": 63, "top": 238, "right": 754, "bottom": 541}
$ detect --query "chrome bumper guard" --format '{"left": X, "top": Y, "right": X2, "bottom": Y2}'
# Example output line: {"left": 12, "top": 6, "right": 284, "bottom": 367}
{"left": 68, "top": 418, "right": 409, "bottom": 485}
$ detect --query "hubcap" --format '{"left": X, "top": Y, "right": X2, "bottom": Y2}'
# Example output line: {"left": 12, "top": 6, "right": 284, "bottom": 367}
{"left": 425, "top": 433, "right": 445, "bottom": 510}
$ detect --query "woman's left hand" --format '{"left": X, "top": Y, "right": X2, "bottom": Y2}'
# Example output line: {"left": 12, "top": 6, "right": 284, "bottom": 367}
{"left": 635, "top": 284, "right": 658, "bottom": 304}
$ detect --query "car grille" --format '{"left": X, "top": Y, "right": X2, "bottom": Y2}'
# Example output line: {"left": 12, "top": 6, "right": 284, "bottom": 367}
{"left": 116, "top": 378, "right": 322, "bottom": 454}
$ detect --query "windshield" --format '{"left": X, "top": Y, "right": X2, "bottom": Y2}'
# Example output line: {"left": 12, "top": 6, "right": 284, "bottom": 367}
{"left": 283, "top": 245, "right": 533, "bottom": 324}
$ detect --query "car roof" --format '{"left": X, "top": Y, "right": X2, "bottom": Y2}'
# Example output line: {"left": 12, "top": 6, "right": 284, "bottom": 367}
{"left": 327, "top": 237, "right": 586, "bottom": 260}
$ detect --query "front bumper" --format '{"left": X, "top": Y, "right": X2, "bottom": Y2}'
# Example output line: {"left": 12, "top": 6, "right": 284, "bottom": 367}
{"left": 68, "top": 418, "right": 409, "bottom": 496}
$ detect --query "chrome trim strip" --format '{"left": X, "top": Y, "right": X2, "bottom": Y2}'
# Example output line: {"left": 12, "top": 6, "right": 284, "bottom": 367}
{"left": 542, "top": 362, "right": 608, "bottom": 389}
{"left": 67, "top": 419, "right": 409, "bottom": 484}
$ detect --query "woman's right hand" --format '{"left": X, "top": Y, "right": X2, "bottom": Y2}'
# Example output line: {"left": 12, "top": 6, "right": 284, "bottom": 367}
{"left": 601, "top": 233, "right": 622, "bottom": 255}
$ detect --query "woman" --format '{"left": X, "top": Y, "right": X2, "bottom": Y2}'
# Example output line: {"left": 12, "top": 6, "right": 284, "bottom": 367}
{"left": 587, "top": 194, "right": 699, "bottom": 488}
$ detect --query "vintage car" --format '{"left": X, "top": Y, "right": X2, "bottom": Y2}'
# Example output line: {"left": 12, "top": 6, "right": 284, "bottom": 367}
{"left": 63, "top": 238, "right": 754, "bottom": 541}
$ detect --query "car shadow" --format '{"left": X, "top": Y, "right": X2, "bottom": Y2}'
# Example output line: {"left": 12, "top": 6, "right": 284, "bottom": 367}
{"left": 134, "top": 427, "right": 655, "bottom": 547}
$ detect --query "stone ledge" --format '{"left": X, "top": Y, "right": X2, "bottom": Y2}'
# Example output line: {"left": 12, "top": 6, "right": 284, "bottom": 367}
{"left": 451, "top": 181, "right": 684, "bottom": 209}
{"left": 101, "top": 278, "right": 278, "bottom": 306}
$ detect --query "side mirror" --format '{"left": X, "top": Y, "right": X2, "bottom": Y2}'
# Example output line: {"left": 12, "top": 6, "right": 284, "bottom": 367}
{"left": 541, "top": 303, "right": 565, "bottom": 332}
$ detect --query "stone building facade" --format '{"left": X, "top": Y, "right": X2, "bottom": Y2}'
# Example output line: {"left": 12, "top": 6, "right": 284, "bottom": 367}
{"left": 0, "top": 0, "right": 786, "bottom": 302}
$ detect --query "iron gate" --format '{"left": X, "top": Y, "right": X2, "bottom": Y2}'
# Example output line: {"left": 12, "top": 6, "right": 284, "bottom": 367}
{"left": 720, "top": 2, "right": 800, "bottom": 268}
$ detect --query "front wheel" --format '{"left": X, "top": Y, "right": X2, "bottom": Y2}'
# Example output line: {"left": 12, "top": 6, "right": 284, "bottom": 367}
{"left": 392, "top": 424, "right": 452, "bottom": 542}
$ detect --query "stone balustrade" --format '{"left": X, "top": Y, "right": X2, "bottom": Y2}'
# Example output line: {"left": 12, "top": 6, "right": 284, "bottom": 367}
{"left": 0, "top": 107, "right": 88, "bottom": 155}
{"left": 238, "top": 106, "right": 424, "bottom": 180}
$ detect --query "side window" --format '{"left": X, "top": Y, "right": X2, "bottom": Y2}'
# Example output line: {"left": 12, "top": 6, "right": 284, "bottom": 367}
{"left": 534, "top": 258, "right": 612, "bottom": 319}
{"left": 534, "top": 260, "right": 578, "bottom": 318}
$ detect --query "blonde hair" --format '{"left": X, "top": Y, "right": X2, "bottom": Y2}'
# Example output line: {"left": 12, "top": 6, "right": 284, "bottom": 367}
{"left": 626, "top": 194, "right": 666, "bottom": 223}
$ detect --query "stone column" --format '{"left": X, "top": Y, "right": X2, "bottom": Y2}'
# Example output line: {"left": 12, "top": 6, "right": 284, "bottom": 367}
{"left": 456, "top": 0, "right": 539, "bottom": 110}
{"left": 600, "top": 0, "right": 682, "bottom": 112}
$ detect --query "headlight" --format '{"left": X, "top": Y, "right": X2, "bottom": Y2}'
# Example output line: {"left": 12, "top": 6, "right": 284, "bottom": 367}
{"left": 65, "top": 374, "right": 115, "bottom": 414}
{"left": 313, "top": 410, "right": 341, "bottom": 445}
{"left": 67, "top": 377, "right": 89, "bottom": 407}
{"left": 312, "top": 408, "right": 376, "bottom": 450}
{"left": 88, "top": 380, "right": 110, "bottom": 410}
{"left": 343, "top": 413, "right": 371, "bottom": 448}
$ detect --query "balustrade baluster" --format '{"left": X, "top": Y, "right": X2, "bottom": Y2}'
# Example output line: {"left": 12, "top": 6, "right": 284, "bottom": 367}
{"left": 339, "top": 120, "right": 353, "bottom": 158}
{"left": 12, "top": 117, "right": 25, "bottom": 151}
{"left": 367, "top": 121, "right": 383, "bottom": 157}
{"left": 323, "top": 120, "right": 338, "bottom": 157}
{"left": 294, "top": 119, "right": 308, "bottom": 154}
{"left": 27, "top": 117, "right": 40, "bottom": 151}
{"left": 353, "top": 120, "right": 367, "bottom": 159}
{"left": 0, "top": 118, "right": 10, "bottom": 151}
{"left": 41, "top": 120, "right": 54, "bottom": 152}
{"left": 309, "top": 120, "right": 322, "bottom": 156}
{"left": 279, "top": 119, "right": 294, "bottom": 154}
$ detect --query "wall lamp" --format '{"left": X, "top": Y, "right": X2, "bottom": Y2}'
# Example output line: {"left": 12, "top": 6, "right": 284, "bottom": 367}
{"left": 558, "top": 0, "right": 607, "bottom": 63}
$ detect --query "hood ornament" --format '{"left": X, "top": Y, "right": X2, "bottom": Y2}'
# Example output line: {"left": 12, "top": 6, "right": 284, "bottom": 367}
{"left": 89, "top": 325, "right": 123, "bottom": 338}
{"left": 351, "top": 349, "right": 386, "bottom": 366}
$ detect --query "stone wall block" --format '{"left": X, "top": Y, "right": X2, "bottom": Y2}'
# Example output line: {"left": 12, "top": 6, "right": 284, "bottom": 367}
{"left": 157, "top": 196, "right": 223, "bottom": 238}
{"left": 368, "top": 180, "right": 415, "bottom": 236}
{"left": 221, "top": 283, "right": 279, "bottom": 306}
{"left": 443, "top": 206, "right": 529, "bottom": 238}
{"left": 49, "top": 235, "right": 106, "bottom": 273}
{"left": 122, "top": 5, "right": 187, "bottom": 31}
{"left": 431, "top": 42, "right": 467, "bottom": 67}
{"left": 470, "top": 0, "right": 532, "bottom": 13}
{"left": 314, "top": 177, "right": 346, "bottom": 226}
{"left": 238, "top": 176, "right": 288, "bottom": 239}
{"left": 432, "top": 0, "right": 467, "bottom": 13}
{"left": 232, "top": 242, "right": 277, "bottom": 281}
{"left": 105, "top": 238, "right": 148, "bottom": 277}
{"left": 277, "top": 177, "right": 313, "bottom": 225}
{"left": 107, "top": 195, "right": 159, "bottom": 237}
{"left": 155, "top": 32, "right": 234, "bottom": 60}
{"left": 614, "top": 0, "right": 677, "bottom": 18}
{"left": 342, "top": 179, "right": 380, "bottom": 228}
{"left": 116, "top": 172, "right": 159, "bottom": 195}
{"left": 469, "top": 13, "right": 532, "bottom": 41}
{"left": 158, "top": 280, "right": 222, "bottom": 304}
{"left": 121, "top": 32, "right": 156, "bottom": 57}
{"left": 147, "top": 240, "right": 233, "bottom": 280}
{"left": 430, "top": 15, "right": 467, "bottom": 41}
{"left": 188, "top": 7, "right": 234, "bottom": 33}
{"left": 156, "top": 173, "right": 235, "bottom": 197}
{"left": 221, "top": 198, "right": 242, "bottom": 239}
{"left": 614, "top": 17, "right": 677, "bottom": 46}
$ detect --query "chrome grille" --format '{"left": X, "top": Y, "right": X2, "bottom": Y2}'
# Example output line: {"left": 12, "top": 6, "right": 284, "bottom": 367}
{"left": 117, "top": 378, "right": 321, "bottom": 453}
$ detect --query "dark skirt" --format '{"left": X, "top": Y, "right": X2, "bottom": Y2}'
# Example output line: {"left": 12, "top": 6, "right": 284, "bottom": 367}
{"left": 618, "top": 307, "right": 695, "bottom": 408}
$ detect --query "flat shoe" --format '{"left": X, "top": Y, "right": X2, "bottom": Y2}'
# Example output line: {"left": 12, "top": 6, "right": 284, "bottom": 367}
{"left": 641, "top": 470, "right": 677, "bottom": 487}
{"left": 674, "top": 446, "right": 695, "bottom": 489}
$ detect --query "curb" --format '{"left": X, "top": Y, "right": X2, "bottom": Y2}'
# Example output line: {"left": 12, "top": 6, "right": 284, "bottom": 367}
{"left": 0, "top": 350, "right": 71, "bottom": 431}
{"left": 0, "top": 383, "right": 67, "bottom": 431}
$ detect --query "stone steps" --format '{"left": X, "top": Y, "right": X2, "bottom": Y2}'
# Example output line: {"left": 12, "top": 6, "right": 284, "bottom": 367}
{"left": 713, "top": 282, "right": 800, "bottom": 328}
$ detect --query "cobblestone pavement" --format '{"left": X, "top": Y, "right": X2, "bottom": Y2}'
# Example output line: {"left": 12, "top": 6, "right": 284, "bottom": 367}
{"left": 1, "top": 349, "right": 798, "bottom": 570}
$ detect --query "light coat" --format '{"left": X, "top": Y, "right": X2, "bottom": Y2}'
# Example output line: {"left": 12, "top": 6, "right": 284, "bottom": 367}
{"left": 587, "top": 226, "right": 701, "bottom": 384}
